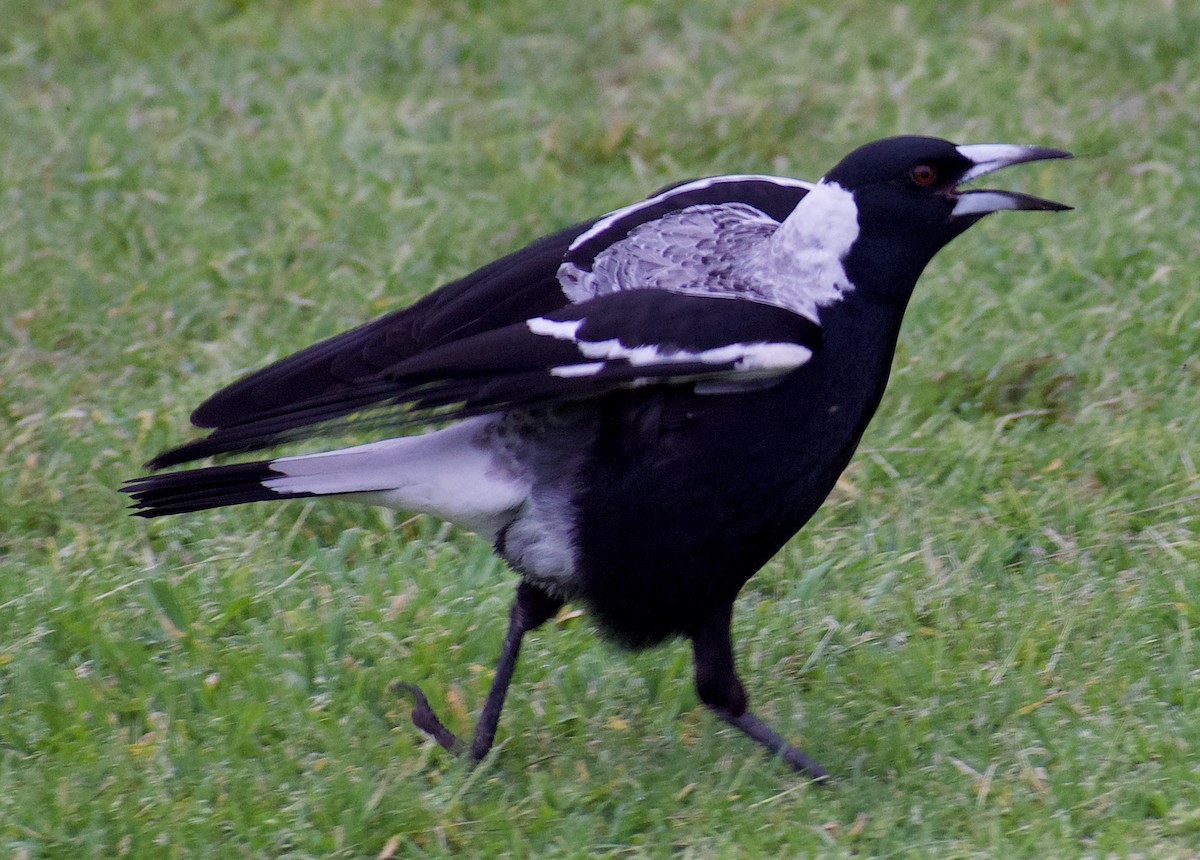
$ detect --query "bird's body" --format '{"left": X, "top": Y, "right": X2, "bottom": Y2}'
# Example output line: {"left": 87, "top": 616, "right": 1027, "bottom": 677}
{"left": 126, "top": 136, "right": 1070, "bottom": 778}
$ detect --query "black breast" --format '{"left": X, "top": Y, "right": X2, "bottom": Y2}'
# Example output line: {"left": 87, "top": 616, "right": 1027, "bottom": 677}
{"left": 568, "top": 292, "right": 908, "bottom": 648}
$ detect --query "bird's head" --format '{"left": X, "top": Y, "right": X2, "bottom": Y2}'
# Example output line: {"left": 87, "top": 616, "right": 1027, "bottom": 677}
{"left": 818, "top": 135, "right": 1072, "bottom": 300}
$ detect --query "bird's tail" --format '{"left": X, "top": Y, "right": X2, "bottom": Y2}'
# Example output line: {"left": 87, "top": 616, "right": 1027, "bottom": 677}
{"left": 123, "top": 460, "right": 312, "bottom": 517}
{"left": 122, "top": 418, "right": 527, "bottom": 540}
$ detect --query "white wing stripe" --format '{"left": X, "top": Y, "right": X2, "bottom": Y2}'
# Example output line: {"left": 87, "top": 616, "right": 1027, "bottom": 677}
{"left": 550, "top": 362, "right": 606, "bottom": 378}
{"left": 528, "top": 315, "right": 814, "bottom": 380}
{"left": 527, "top": 317, "right": 584, "bottom": 340}
{"left": 574, "top": 337, "right": 813, "bottom": 370}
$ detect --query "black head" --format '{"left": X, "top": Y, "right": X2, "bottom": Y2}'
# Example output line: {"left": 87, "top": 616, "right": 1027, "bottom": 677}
{"left": 821, "top": 135, "right": 1071, "bottom": 299}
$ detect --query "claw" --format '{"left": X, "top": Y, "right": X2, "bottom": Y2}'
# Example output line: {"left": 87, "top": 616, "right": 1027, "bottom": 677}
{"left": 391, "top": 681, "right": 464, "bottom": 754}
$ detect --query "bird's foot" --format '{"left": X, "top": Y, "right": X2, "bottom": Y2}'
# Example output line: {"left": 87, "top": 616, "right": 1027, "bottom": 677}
{"left": 391, "top": 681, "right": 465, "bottom": 755}
{"left": 714, "top": 707, "right": 833, "bottom": 785}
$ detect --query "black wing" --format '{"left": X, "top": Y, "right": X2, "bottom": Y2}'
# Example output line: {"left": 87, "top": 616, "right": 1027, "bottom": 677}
{"left": 190, "top": 222, "right": 589, "bottom": 429}
{"left": 151, "top": 290, "right": 821, "bottom": 467}
{"left": 188, "top": 176, "right": 811, "bottom": 433}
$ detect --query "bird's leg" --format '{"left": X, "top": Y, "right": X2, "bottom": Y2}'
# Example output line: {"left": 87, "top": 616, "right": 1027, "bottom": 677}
{"left": 396, "top": 580, "right": 563, "bottom": 763}
{"left": 691, "top": 605, "right": 830, "bottom": 782}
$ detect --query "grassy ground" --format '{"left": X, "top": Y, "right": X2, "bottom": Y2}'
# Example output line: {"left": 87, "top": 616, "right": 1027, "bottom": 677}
{"left": 2, "top": 0, "right": 1198, "bottom": 856}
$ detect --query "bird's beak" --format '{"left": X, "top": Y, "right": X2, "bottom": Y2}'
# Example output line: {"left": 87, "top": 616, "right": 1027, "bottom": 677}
{"left": 951, "top": 143, "right": 1073, "bottom": 218}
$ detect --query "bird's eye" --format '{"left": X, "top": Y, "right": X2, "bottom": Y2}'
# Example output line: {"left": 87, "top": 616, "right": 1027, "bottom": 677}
{"left": 909, "top": 164, "right": 937, "bottom": 186}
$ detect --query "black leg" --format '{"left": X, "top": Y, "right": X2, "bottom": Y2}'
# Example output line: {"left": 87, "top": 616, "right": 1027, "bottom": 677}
{"left": 395, "top": 581, "right": 563, "bottom": 763}
{"left": 691, "top": 604, "right": 830, "bottom": 782}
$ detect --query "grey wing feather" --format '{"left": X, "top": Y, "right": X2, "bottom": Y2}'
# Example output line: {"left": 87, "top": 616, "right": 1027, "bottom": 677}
{"left": 558, "top": 203, "right": 780, "bottom": 303}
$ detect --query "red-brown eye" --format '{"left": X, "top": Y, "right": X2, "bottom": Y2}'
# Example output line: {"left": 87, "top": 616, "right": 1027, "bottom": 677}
{"left": 910, "top": 164, "right": 937, "bottom": 186}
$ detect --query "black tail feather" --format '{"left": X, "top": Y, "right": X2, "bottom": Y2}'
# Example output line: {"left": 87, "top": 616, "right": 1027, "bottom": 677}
{"left": 122, "top": 460, "right": 315, "bottom": 517}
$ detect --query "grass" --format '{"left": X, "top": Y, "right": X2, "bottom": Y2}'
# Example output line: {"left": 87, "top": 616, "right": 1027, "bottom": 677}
{"left": 2, "top": 0, "right": 1198, "bottom": 856}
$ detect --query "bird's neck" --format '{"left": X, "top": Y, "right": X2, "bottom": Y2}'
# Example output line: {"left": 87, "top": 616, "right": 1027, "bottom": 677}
{"left": 748, "top": 181, "right": 861, "bottom": 322}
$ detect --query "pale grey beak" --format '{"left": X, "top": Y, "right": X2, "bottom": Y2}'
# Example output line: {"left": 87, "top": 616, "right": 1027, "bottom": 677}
{"left": 951, "top": 143, "right": 1072, "bottom": 218}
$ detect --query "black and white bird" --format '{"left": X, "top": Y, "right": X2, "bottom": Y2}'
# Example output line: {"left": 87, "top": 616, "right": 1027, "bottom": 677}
{"left": 125, "top": 136, "right": 1070, "bottom": 780}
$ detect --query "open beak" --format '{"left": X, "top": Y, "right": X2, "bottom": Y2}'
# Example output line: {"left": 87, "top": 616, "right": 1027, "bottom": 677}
{"left": 951, "top": 143, "right": 1073, "bottom": 218}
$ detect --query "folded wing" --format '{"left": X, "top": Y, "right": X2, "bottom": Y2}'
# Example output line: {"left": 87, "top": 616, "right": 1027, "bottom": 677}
{"left": 150, "top": 175, "right": 814, "bottom": 468}
{"left": 151, "top": 290, "right": 821, "bottom": 467}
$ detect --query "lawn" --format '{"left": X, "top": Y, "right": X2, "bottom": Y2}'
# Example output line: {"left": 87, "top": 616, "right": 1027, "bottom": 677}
{"left": 2, "top": 0, "right": 1198, "bottom": 856}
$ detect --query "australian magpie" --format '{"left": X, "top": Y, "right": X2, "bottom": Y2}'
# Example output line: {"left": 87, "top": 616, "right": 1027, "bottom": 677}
{"left": 124, "top": 136, "right": 1070, "bottom": 780}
